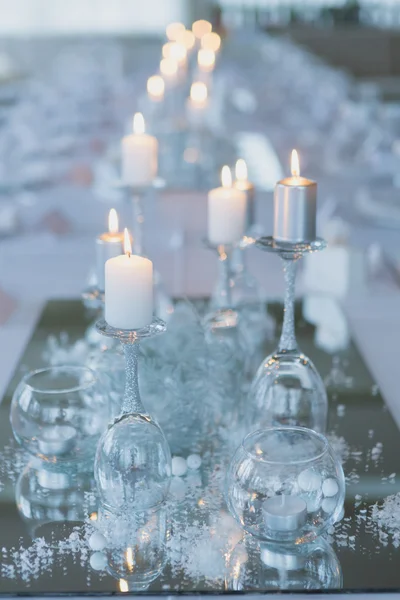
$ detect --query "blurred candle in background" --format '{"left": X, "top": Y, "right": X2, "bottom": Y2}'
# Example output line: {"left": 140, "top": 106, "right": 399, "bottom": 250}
{"left": 234, "top": 158, "right": 255, "bottom": 229}
{"left": 201, "top": 32, "right": 221, "bottom": 53}
{"left": 208, "top": 166, "right": 247, "bottom": 245}
{"left": 147, "top": 75, "right": 165, "bottom": 103}
{"left": 273, "top": 149, "right": 317, "bottom": 243}
{"left": 96, "top": 208, "right": 124, "bottom": 291}
{"left": 176, "top": 29, "right": 196, "bottom": 52}
{"left": 192, "top": 19, "right": 212, "bottom": 40}
{"left": 121, "top": 113, "right": 158, "bottom": 187}
{"left": 160, "top": 57, "right": 178, "bottom": 85}
{"left": 166, "top": 22, "right": 186, "bottom": 42}
{"left": 186, "top": 81, "right": 208, "bottom": 129}
{"left": 197, "top": 49, "right": 216, "bottom": 73}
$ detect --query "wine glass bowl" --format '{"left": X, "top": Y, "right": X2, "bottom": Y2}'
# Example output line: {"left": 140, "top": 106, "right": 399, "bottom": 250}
{"left": 226, "top": 427, "right": 345, "bottom": 544}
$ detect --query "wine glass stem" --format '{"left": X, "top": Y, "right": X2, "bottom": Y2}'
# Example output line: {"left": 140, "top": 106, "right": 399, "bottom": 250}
{"left": 132, "top": 192, "right": 145, "bottom": 256}
{"left": 278, "top": 257, "right": 298, "bottom": 353}
{"left": 218, "top": 245, "right": 233, "bottom": 308}
{"left": 121, "top": 342, "right": 146, "bottom": 415}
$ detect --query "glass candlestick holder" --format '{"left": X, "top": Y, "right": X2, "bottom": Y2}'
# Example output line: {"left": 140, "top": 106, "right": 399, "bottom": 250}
{"left": 204, "top": 239, "right": 239, "bottom": 330}
{"left": 115, "top": 181, "right": 173, "bottom": 322}
{"left": 248, "top": 237, "right": 328, "bottom": 433}
{"left": 81, "top": 285, "right": 111, "bottom": 348}
{"left": 94, "top": 317, "right": 172, "bottom": 512}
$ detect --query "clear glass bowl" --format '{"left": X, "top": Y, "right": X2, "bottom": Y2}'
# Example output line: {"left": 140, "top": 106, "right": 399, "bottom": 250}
{"left": 226, "top": 427, "right": 345, "bottom": 544}
{"left": 94, "top": 414, "right": 171, "bottom": 511}
{"left": 225, "top": 535, "right": 342, "bottom": 591}
{"left": 10, "top": 366, "right": 111, "bottom": 463}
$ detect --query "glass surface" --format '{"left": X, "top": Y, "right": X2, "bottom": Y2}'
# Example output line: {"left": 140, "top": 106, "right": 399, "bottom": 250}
{"left": 0, "top": 299, "right": 400, "bottom": 594}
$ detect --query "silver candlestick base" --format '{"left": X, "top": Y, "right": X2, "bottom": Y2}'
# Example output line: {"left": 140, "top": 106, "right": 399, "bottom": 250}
{"left": 247, "top": 235, "right": 328, "bottom": 433}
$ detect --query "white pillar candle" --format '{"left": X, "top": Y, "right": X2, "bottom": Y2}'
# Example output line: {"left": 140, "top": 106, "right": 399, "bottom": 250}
{"left": 273, "top": 149, "right": 317, "bottom": 243}
{"left": 121, "top": 113, "right": 158, "bottom": 188}
{"left": 96, "top": 209, "right": 124, "bottom": 291}
{"left": 105, "top": 229, "right": 153, "bottom": 330}
{"left": 234, "top": 158, "right": 255, "bottom": 229}
{"left": 208, "top": 166, "right": 247, "bottom": 245}
{"left": 147, "top": 75, "right": 165, "bottom": 103}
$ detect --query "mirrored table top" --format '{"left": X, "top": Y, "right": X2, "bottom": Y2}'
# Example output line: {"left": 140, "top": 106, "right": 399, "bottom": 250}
{"left": 0, "top": 298, "right": 399, "bottom": 595}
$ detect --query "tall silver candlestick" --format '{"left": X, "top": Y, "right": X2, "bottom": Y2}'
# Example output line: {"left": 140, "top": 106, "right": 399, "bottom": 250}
{"left": 273, "top": 150, "right": 317, "bottom": 243}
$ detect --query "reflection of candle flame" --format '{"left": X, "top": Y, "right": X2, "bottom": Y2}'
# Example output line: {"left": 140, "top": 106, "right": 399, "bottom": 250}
{"left": 124, "top": 228, "right": 132, "bottom": 257}
{"left": 133, "top": 112, "right": 145, "bottom": 135}
{"left": 235, "top": 159, "right": 247, "bottom": 182}
{"left": 119, "top": 579, "right": 129, "bottom": 592}
{"left": 221, "top": 165, "right": 232, "bottom": 188}
{"left": 291, "top": 149, "right": 300, "bottom": 177}
{"left": 190, "top": 81, "right": 208, "bottom": 104}
{"left": 125, "top": 547, "right": 134, "bottom": 572}
{"left": 89, "top": 511, "right": 98, "bottom": 521}
{"left": 108, "top": 208, "right": 118, "bottom": 234}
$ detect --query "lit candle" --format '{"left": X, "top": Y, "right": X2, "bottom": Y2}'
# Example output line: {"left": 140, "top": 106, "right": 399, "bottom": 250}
{"left": 96, "top": 209, "right": 124, "bottom": 291}
{"left": 186, "top": 81, "right": 208, "bottom": 129}
{"left": 192, "top": 19, "right": 212, "bottom": 40}
{"left": 197, "top": 49, "right": 216, "bottom": 73}
{"left": 201, "top": 31, "right": 221, "bottom": 52}
{"left": 263, "top": 495, "right": 307, "bottom": 532}
{"left": 166, "top": 21, "right": 185, "bottom": 42}
{"left": 147, "top": 75, "right": 165, "bottom": 103}
{"left": 273, "top": 149, "right": 317, "bottom": 243}
{"left": 234, "top": 158, "right": 255, "bottom": 229}
{"left": 208, "top": 166, "right": 247, "bottom": 245}
{"left": 121, "top": 113, "right": 158, "bottom": 187}
{"left": 105, "top": 229, "right": 153, "bottom": 330}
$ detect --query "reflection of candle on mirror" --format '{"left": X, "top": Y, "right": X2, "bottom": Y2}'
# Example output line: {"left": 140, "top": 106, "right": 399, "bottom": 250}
{"left": 166, "top": 21, "right": 185, "bottom": 41}
{"left": 198, "top": 49, "right": 216, "bottom": 73}
{"left": 105, "top": 229, "right": 153, "bottom": 330}
{"left": 208, "top": 166, "right": 247, "bottom": 245}
{"left": 147, "top": 75, "right": 165, "bottom": 103}
{"left": 125, "top": 547, "right": 134, "bottom": 573}
{"left": 263, "top": 495, "right": 307, "bottom": 532}
{"left": 273, "top": 149, "right": 317, "bottom": 243}
{"left": 121, "top": 113, "right": 158, "bottom": 187}
{"left": 201, "top": 31, "right": 221, "bottom": 52}
{"left": 192, "top": 19, "right": 212, "bottom": 40}
{"left": 119, "top": 579, "right": 129, "bottom": 593}
{"left": 96, "top": 209, "right": 124, "bottom": 291}
{"left": 234, "top": 159, "right": 255, "bottom": 229}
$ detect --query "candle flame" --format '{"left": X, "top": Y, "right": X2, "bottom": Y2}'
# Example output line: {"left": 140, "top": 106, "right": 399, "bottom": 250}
{"left": 235, "top": 158, "right": 247, "bottom": 182}
{"left": 198, "top": 48, "right": 215, "bottom": 70}
{"left": 166, "top": 21, "right": 185, "bottom": 41}
{"left": 160, "top": 57, "right": 178, "bottom": 77}
{"left": 119, "top": 579, "right": 129, "bottom": 593}
{"left": 201, "top": 31, "right": 221, "bottom": 52}
{"left": 190, "top": 81, "right": 208, "bottom": 103}
{"left": 291, "top": 149, "right": 300, "bottom": 177}
{"left": 125, "top": 547, "right": 134, "bottom": 572}
{"left": 221, "top": 165, "right": 232, "bottom": 188}
{"left": 108, "top": 208, "right": 118, "bottom": 234}
{"left": 133, "top": 112, "right": 145, "bottom": 135}
{"left": 124, "top": 228, "right": 132, "bottom": 257}
{"left": 192, "top": 19, "right": 212, "bottom": 39}
{"left": 147, "top": 75, "right": 164, "bottom": 98}
{"left": 176, "top": 29, "right": 195, "bottom": 50}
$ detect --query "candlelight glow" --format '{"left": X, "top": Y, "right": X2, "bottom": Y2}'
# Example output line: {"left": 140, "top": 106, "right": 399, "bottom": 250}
{"left": 192, "top": 19, "right": 212, "bottom": 39}
{"left": 160, "top": 57, "right": 178, "bottom": 78}
{"left": 124, "top": 228, "right": 132, "bottom": 257}
{"left": 147, "top": 75, "right": 165, "bottom": 99}
{"left": 108, "top": 208, "right": 118, "bottom": 234}
{"left": 133, "top": 112, "right": 145, "bottom": 135}
{"left": 169, "top": 42, "right": 187, "bottom": 65}
{"left": 119, "top": 579, "right": 129, "bottom": 593}
{"left": 221, "top": 165, "right": 232, "bottom": 188}
{"left": 197, "top": 48, "right": 215, "bottom": 71}
{"left": 176, "top": 29, "right": 196, "bottom": 50}
{"left": 190, "top": 81, "right": 208, "bottom": 104}
{"left": 126, "top": 547, "right": 134, "bottom": 572}
{"left": 201, "top": 31, "right": 221, "bottom": 52}
{"left": 235, "top": 159, "right": 248, "bottom": 182}
{"left": 291, "top": 149, "right": 300, "bottom": 177}
{"left": 162, "top": 42, "right": 174, "bottom": 58}
{"left": 166, "top": 21, "right": 185, "bottom": 41}
{"left": 89, "top": 511, "right": 98, "bottom": 521}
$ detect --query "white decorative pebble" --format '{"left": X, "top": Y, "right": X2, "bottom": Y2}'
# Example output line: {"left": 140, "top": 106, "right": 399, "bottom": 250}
{"left": 187, "top": 454, "right": 202, "bottom": 470}
{"left": 322, "top": 498, "right": 337, "bottom": 514}
{"left": 172, "top": 456, "right": 187, "bottom": 477}
{"left": 89, "top": 531, "right": 107, "bottom": 552}
{"left": 297, "top": 468, "right": 322, "bottom": 492}
{"left": 90, "top": 551, "right": 107, "bottom": 571}
{"left": 304, "top": 496, "right": 322, "bottom": 513}
{"left": 322, "top": 478, "right": 339, "bottom": 498}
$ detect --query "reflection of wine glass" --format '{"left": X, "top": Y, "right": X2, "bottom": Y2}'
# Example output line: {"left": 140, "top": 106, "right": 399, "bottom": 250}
{"left": 15, "top": 459, "right": 96, "bottom": 541}
{"left": 225, "top": 535, "right": 342, "bottom": 591}
{"left": 94, "top": 504, "right": 168, "bottom": 591}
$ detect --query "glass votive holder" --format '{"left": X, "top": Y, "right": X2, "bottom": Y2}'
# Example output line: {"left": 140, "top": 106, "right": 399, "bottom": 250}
{"left": 10, "top": 366, "right": 111, "bottom": 463}
{"left": 226, "top": 427, "right": 345, "bottom": 544}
